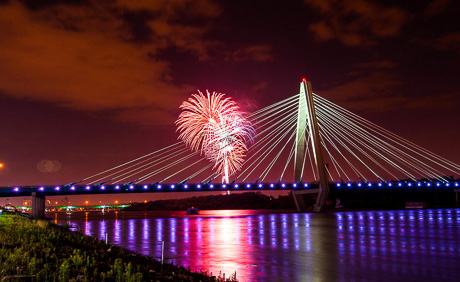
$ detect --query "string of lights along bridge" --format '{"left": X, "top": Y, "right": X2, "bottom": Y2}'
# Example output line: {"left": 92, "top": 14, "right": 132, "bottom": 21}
{"left": 6, "top": 180, "right": 460, "bottom": 196}
{"left": 2, "top": 79, "right": 460, "bottom": 210}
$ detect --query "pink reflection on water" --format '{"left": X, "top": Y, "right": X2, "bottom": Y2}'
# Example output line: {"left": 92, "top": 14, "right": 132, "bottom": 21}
{"left": 99, "top": 220, "right": 106, "bottom": 241}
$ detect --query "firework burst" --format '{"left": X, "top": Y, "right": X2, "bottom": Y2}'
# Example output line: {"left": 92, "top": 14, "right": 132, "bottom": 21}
{"left": 176, "top": 90, "right": 255, "bottom": 183}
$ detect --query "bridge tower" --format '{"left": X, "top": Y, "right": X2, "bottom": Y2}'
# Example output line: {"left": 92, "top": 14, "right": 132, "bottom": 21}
{"left": 292, "top": 79, "right": 329, "bottom": 212}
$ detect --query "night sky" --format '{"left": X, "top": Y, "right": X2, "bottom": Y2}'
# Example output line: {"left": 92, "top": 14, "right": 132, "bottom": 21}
{"left": 0, "top": 0, "right": 459, "bottom": 204}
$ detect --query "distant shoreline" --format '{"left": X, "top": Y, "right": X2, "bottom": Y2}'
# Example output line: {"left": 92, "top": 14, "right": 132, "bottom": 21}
{"left": 122, "top": 192, "right": 296, "bottom": 211}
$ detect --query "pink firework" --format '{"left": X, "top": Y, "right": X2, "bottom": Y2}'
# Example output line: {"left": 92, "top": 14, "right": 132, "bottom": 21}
{"left": 176, "top": 90, "right": 255, "bottom": 183}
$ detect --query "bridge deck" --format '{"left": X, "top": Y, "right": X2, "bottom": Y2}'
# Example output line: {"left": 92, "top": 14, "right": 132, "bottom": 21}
{"left": 0, "top": 181, "right": 458, "bottom": 197}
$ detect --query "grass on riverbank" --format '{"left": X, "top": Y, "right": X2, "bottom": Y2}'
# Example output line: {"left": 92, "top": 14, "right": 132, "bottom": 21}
{"left": 0, "top": 214, "right": 235, "bottom": 281}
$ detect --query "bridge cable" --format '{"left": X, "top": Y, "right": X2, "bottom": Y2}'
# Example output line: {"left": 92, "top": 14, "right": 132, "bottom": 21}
{"left": 238, "top": 116, "right": 297, "bottom": 182}
{"left": 279, "top": 139, "right": 296, "bottom": 182}
{"left": 90, "top": 145, "right": 190, "bottom": 184}
{"left": 315, "top": 94, "right": 460, "bottom": 176}
{"left": 316, "top": 122, "right": 356, "bottom": 181}
{"left": 82, "top": 142, "right": 183, "bottom": 182}
{"left": 317, "top": 110, "right": 400, "bottom": 181}
{"left": 315, "top": 98, "right": 452, "bottom": 181}
{"left": 260, "top": 126, "right": 297, "bottom": 182}
{"left": 316, "top": 104, "right": 444, "bottom": 180}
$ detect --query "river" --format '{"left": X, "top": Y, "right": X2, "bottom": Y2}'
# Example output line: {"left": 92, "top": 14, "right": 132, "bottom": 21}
{"left": 53, "top": 209, "right": 460, "bottom": 281}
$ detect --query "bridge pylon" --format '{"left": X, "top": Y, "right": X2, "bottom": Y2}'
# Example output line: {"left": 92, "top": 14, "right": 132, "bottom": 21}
{"left": 293, "top": 79, "right": 329, "bottom": 212}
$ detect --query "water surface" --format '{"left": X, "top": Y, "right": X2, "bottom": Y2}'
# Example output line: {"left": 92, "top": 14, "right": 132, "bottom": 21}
{"left": 54, "top": 209, "right": 460, "bottom": 281}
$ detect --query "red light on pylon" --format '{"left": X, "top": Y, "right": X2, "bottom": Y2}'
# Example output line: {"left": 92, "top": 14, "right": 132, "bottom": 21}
{"left": 302, "top": 78, "right": 307, "bottom": 82}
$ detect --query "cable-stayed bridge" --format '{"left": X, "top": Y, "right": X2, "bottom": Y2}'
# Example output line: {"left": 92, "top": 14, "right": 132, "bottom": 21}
{"left": 2, "top": 79, "right": 459, "bottom": 217}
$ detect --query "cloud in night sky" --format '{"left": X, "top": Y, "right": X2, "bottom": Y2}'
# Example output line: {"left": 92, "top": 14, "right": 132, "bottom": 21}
{"left": 305, "top": 0, "right": 408, "bottom": 46}
{"left": 426, "top": 32, "right": 460, "bottom": 54}
{"left": 315, "top": 57, "right": 458, "bottom": 112}
{"left": 314, "top": 60, "right": 406, "bottom": 111}
{"left": 227, "top": 44, "right": 275, "bottom": 63}
{"left": 0, "top": 0, "right": 229, "bottom": 124}
{"left": 0, "top": 2, "right": 175, "bottom": 112}
{"left": 423, "top": 0, "right": 453, "bottom": 18}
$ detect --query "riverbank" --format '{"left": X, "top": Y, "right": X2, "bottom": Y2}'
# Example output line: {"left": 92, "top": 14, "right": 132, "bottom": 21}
{"left": 122, "top": 189, "right": 459, "bottom": 212}
{"left": 0, "top": 213, "right": 236, "bottom": 281}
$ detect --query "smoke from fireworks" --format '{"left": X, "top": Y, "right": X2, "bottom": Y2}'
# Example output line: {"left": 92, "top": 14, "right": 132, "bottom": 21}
{"left": 176, "top": 90, "right": 255, "bottom": 183}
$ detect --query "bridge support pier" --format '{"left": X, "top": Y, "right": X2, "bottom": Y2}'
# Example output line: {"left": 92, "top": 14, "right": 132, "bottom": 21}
{"left": 292, "top": 191, "right": 308, "bottom": 212}
{"left": 292, "top": 189, "right": 319, "bottom": 212}
{"left": 31, "top": 192, "right": 46, "bottom": 220}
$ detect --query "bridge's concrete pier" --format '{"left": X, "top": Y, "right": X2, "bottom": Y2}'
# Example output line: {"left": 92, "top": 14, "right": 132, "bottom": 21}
{"left": 292, "top": 189, "right": 319, "bottom": 212}
{"left": 31, "top": 192, "right": 46, "bottom": 219}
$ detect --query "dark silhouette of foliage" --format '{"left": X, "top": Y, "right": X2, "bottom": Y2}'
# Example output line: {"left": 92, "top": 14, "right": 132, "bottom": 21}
{"left": 123, "top": 192, "right": 296, "bottom": 211}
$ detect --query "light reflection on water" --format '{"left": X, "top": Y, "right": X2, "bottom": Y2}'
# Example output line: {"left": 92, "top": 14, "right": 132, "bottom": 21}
{"left": 56, "top": 209, "right": 460, "bottom": 281}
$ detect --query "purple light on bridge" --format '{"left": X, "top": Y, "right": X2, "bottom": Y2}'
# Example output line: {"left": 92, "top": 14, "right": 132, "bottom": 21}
{"left": 70, "top": 186, "right": 75, "bottom": 190}
{"left": 210, "top": 184, "right": 214, "bottom": 189}
{"left": 408, "top": 183, "right": 412, "bottom": 187}
{"left": 55, "top": 186, "right": 60, "bottom": 191}
{"left": 281, "top": 183, "right": 286, "bottom": 188}
{"left": 170, "top": 184, "right": 175, "bottom": 189}
{"left": 234, "top": 184, "right": 239, "bottom": 188}
{"left": 197, "top": 184, "right": 201, "bottom": 189}
{"left": 246, "top": 184, "right": 251, "bottom": 188}
{"left": 270, "top": 184, "right": 274, "bottom": 188}
{"left": 129, "top": 185, "right": 134, "bottom": 190}
{"left": 358, "top": 183, "right": 362, "bottom": 187}
{"left": 427, "top": 183, "right": 431, "bottom": 187}
{"left": 417, "top": 183, "right": 422, "bottom": 187}
{"left": 86, "top": 186, "right": 90, "bottom": 190}
{"left": 258, "top": 184, "right": 263, "bottom": 188}
{"left": 304, "top": 183, "right": 308, "bottom": 187}
{"left": 157, "top": 185, "right": 161, "bottom": 189}
{"left": 222, "top": 184, "right": 227, "bottom": 188}
{"left": 436, "top": 183, "right": 441, "bottom": 187}
{"left": 446, "top": 183, "right": 450, "bottom": 187}
{"left": 184, "top": 184, "right": 188, "bottom": 189}
{"left": 368, "top": 183, "right": 372, "bottom": 187}
{"left": 336, "top": 183, "right": 341, "bottom": 187}
{"left": 143, "top": 185, "right": 148, "bottom": 189}
{"left": 39, "top": 187, "right": 44, "bottom": 191}
{"left": 115, "top": 185, "right": 120, "bottom": 190}
{"left": 347, "top": 183, "right": 352, "bottom": 187}
{"left": 388, "top": 183, "right": 393, "bottom": 187}
{"left": 13, "top": 187, "right": 19, "bottom": 192}
{"left": 293, "top": 183, "right": 297, "bottom": 188}
{"left": 378, "top": 183, "right": 382, "bottom": 187}
{"left": 455, "top": 183, "right": 459, "bottom": 187}
{"left": 398, "top": 183, "right": 402, "bottom": 187}
{"left": 101, "top": 186, "right": 105, "bottom": 190}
